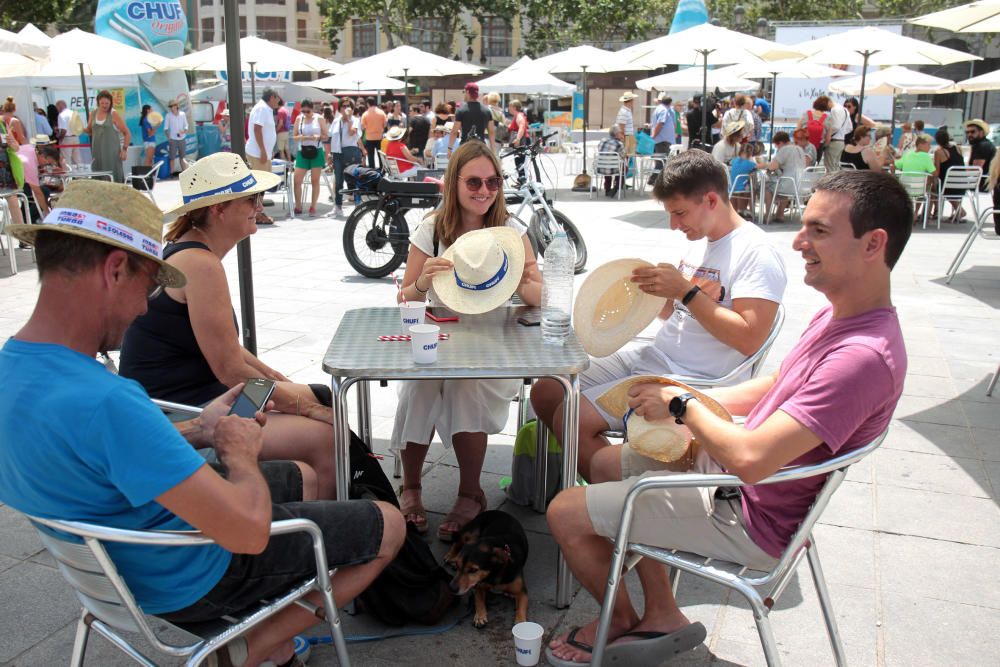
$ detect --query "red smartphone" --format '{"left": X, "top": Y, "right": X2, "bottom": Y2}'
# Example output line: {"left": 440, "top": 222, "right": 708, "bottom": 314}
{"left": 426, "top": 307, "right": 459, "bottom": 323}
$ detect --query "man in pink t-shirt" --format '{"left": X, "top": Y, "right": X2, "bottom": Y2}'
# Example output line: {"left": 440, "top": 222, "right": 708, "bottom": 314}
{"left": 545, "top": 170, "right": 912, "bottom": 664}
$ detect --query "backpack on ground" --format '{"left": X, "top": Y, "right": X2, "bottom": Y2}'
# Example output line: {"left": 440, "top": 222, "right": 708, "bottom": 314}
{"left": 348, "top": 432, "right": 457, "bottom": 626}
{"left": 505, "top": 419, "right": 563, "bottom": 506}
{"left": 806, "top": 110, "right": 827, "bottom": 150}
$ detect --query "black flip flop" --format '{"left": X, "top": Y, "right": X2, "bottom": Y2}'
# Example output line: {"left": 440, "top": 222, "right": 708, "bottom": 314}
{"left": 544, "top": 627, "right": 594, "bottom": 667}
{"left": 603, "top": 622, "right": 707, "bottom": 664}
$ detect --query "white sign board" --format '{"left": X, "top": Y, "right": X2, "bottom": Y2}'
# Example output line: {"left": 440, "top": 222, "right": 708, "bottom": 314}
{"left": 773, "top": 24, "right": 902, "bottom": 122}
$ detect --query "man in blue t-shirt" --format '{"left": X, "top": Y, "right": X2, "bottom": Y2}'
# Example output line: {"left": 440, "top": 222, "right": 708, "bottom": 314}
{"left": 0, "top": 181, "right": 404, "bottom": 667}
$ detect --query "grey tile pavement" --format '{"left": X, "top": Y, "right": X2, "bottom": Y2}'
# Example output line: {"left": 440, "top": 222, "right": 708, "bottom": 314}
{"left": 1, "top": 157, "right": 998, "bottom": 666}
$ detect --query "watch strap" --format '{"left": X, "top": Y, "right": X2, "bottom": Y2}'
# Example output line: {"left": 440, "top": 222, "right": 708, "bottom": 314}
{"left": 681, "top": 285, "right": 701, "bottom": 306}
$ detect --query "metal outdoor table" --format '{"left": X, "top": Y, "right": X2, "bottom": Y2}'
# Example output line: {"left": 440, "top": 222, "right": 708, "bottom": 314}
{"left": 323, "top": 305, "right": 589, "bottom": 608}
{"left": 62, "top": 167, "right": 114, "bottom": 184}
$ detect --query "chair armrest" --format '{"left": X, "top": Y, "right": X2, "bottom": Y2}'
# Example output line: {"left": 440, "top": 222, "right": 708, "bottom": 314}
{"left": 151, "top": 398, "right": 203, "bottom": 418}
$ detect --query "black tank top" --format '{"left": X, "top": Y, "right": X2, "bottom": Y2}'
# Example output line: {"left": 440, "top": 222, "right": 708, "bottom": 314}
{"left": 119, "top": 241, "right": 235, "bottom": 405}
{"left": 840, "top": 148, "right": 869, "bottom": 170}
{"left": 938, "top": 144, "right": 965, "bottom": 186}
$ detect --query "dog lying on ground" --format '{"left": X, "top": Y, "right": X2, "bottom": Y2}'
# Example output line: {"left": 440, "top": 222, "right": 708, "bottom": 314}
{"left": 444, "top": 510, "right": 529, "bottom": 628}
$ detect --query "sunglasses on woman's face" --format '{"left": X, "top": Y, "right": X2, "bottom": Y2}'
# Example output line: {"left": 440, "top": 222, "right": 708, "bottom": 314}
{"left": 458, "top": 175, "right": 504, "bottom": 192}
{"left": 243, "top": 192, "right": 264, "bottom": 208}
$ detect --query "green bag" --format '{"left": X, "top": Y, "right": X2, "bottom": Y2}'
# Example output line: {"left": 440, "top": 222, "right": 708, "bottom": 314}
{"left": 1, "top": 120, "right": 24, "bottom": 189}
{"left": 505, "top": 419, "right": 563, "bottom": 506}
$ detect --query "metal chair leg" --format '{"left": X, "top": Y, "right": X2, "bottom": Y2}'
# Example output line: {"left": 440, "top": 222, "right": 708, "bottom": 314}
{"left": 749, "top": 595, "right": 783, "bottom": 667}
{"left": 70, "top": 611, "right": 91, "bottom": 667}
{"left": 807, "top": 540, "right": 848, "bottom": 667}
{"left": 946, "top": 209, "right": 988, "bottom": 284}
{"left": 986, "top": 364, "right": 1000, "bottom": 397}
{"left": 532, "top": 419, "right": 550, "bottom": 512}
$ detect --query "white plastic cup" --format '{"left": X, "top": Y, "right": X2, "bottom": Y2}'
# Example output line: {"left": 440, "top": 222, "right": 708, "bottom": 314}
{"left": 399, "top": 302, "right": 426, "bottom": 330}
{"left": 409, "top": 324, "right": 440, "bottom": 364}
{"left": 512, "top": 621, "right": 544, "bottom": 666}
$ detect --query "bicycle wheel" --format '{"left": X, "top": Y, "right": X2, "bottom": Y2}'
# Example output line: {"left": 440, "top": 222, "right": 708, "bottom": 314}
{"left": 528, "top": 208, "right": 588, "bottom": 274}
{"left": 343, "top": 200, "right": 410, "bottom": 278}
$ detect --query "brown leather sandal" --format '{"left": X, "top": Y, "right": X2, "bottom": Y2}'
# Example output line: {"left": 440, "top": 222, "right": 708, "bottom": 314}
{"left": 437, "top": 490, "right": 487, "bottom": 543}
{"left": 398, "top": 484, "right": 428, "bottom": 534}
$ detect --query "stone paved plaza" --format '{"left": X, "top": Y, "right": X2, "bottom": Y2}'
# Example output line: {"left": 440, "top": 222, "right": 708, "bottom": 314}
{"left": 1, "top": 157, "right": 998, "bottom": 666}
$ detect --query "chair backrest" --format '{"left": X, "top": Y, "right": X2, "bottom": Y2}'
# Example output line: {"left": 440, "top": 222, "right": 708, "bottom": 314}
{"left": 378, "top": 150, "right": 401, "bottom": 179}
{"left": 433, "top": 152, "right": 449, "bottom": 170}
{"left": 942, "top": 165, "right": 983, "bottom": 191}
{"left": 798, "top": 165, "right": 826, "bottom": 195}
{"left": 839, "top": 162, "right": 856, "bottom": 170}
{"left": 595, "top": 151, "right": 623, "bottom": 171}
{"left": 897, "top": 171, "right": 930, "bottom": 198}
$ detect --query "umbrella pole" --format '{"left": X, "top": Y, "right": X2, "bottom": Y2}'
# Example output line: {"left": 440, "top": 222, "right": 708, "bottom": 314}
{"left": 224, "top": 0, "right": 257, "bottom": 355}
{"left": 769, "top": 72, "right": 777, "bottom": 159}
{"left": 78, "top": 63, "right": 90, "bottom": 128}
{"left": 982, "top": 90, "right": 989, "bottom": 118}
{"left": 857, "top": 52, "right": 870, "bottom": 119}
{"left": 573, "top": 66, "right": 590, "bottom": 191}
{"left": 890, "top": 92, "right": 897, "bottom": 136}
{"left": 701, "top": 51, "right": 709, "bottom": 145}
{"left": 250, "top": 62, "right": 257, "bottom": 103}
{"left": 403, "top": 68, "right": 409, "bottom": 113}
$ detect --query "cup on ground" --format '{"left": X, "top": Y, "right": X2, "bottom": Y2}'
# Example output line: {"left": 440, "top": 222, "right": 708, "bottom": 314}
{"left": 409, "top": 324, "right": 440, "bottom": 364}
{"left": 399, "top": 302, "right": 426, "bottom": 330}
{"left": 512, "top": 621, "right": 544, "bottom": 666}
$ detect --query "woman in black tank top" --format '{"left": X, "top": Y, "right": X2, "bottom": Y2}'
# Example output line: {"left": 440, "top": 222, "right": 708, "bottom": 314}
{"left": 118, "top": 153, "right": 340, "bottom": 499}
{"left": 933, "top": 128, "right": 969, "bottom": 222}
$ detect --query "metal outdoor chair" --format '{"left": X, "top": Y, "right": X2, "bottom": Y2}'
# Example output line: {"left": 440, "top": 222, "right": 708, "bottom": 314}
{"left": 22, "top": 514, "right": 351, "bottom": 667}
{"left": 125, "top": 161, "right": 164, "bottom": 201}
{"left": 0, "top": 189, "right": 32, "bottom": 275}
{"left": 798, "top": 165, "right": 826, "bottom": 205}
{"left": 592, "top": 151, "right": 626, "bottom": 200}
{"left": 637, "top": 153, "right": 670, "bottom": 193}
{"left": 433, "top": 152, "right": 449, "bottom": 171}
{"left": 946, "top": 206, "right": 996, "bottom": 284}
{"left": 896, "top": 171, "right": 933, "bottom": 229}
{"left": 937, "top": 166, "right": 983, "bottom": 229}
{"left": 838, "top": 162, "right": 856, "bottom": 170}
{"left": 590, "top": 430, "right": 888, "bottom": 667}
{"left": 987, "top": 364, "right": 1000, "bottom": 397}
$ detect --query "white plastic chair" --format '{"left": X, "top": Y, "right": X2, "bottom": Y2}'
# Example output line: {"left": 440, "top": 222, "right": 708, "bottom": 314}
{"left": 0, "top": 190, "right": 32, "bottom": 275}
{"left": 937, "top": 165, "right": 983, "bottom": 229}
{"left": 896, "top": 171, "right": 933, "bottom": 229}
{"left": 562, "top": 142, "right": 584, "bottom": 175}
{"left": 590, "top": 431, "right": 887, "bottom": 667}
{"left": 592, "top": 151, "right": 626, "bottom": 200}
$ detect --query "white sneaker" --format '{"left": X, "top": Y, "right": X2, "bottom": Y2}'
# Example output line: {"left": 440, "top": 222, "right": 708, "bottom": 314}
{"left": 334, "top": 206, "right": 344, "bottom": 217}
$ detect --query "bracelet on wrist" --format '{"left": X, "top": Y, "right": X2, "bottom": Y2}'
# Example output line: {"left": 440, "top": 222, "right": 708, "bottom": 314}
{"left": 414, "top": 279, "right": 428, "bottom": 294}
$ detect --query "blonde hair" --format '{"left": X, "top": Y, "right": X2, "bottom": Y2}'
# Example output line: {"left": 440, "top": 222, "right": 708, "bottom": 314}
{"left": 486, "top": 92, "right": 501, "bottom": 106}
{"left": 2, "top": 96, "right": 15, "bottom": 113}
{"left": 432, "top": 141, "right": 508, "bottom": 248}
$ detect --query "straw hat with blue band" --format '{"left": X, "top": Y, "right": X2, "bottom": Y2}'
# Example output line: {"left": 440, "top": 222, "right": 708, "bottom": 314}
{"left": 164, "top": 152, "right": 283, "bottom": 219}
{"left": 8, "top": 180, "right": 186, "bottom": 289}
{"left": 432, "top": 226, "right": 525, "bottom": 314}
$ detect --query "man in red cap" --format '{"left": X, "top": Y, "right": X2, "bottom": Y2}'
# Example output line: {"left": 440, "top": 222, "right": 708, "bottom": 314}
{"left": 448, "top": 81, "right": 495, "bottom": 156}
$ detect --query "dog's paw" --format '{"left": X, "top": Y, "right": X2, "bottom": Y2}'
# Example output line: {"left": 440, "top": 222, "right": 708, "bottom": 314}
{"left": 473, "top": 614, "right": 488, "bottom": 629}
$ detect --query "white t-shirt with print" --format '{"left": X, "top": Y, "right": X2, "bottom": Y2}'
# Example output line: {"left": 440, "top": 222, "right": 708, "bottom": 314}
{"left": 410, "top": 215, "right": 527, "bottom": 306}
{"left": 245, "top": 100, "right": 277, "bottom": 159}
{"left": 635, "top": 222, "right": 787, "bottom": 380}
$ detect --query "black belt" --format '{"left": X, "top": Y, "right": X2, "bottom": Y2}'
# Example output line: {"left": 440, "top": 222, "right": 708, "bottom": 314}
{"left": 714, "top": 486, "right": 741, "bottom": 501}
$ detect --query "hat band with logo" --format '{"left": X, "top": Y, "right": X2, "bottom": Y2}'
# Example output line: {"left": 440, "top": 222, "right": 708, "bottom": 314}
{"left": 44, "top": 207, "right": 163, "bottom": 260}
{"left": 181, "top": 174, "right": 259, "bottom": 205}
{"left": 455, "top": 252, "right": 508, "bottom": 291}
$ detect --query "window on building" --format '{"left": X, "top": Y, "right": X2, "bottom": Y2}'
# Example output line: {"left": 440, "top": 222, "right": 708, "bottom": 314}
{"left": 298, "top": 20, "right": 308, "bottom": 40}
{"left": 481, "top": 17, "right": 510, "bottom": 58}
{"left": 200, "top": 18, "right": 214, "bottom": 45}
{"left": 257, "top": 16, "right": 287, "bottom": 42}
{"left": 199, "top": 0, "right": 213, "bottom": 6}
{"left": 257, "top": 0, "right": 286, "bottom": 5}
{"left": 297, "top": 0, "right": 310, "bottom": 12}
{"left": 352, "top": 19, "right": 376, "bottom": 58}
{"left": 410, "top": 18, "right": 451, "bottom": 57}
{"left": 220, "top": 16, "right": 247, "bottom": 37}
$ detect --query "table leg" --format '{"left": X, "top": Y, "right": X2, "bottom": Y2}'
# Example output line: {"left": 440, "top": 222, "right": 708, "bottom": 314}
{"left": 332, "top": 376, "right": 352, "bottom": 501}
{"left": 356, "top": 380, "right": 372, "bottom": 445}
{"left": 555, "top": 373, "right": 580, "bottom": 609}
{"left": 532, "top": 419, "right": 549, "bottom": 513}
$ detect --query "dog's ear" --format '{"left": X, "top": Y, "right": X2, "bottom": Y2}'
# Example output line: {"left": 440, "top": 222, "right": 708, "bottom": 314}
{"left": 492, "top": 544, "right": 513, "bottom": 564}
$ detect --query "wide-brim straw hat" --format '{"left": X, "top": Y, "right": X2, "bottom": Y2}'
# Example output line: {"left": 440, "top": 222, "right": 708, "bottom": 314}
{"left": 619, "top": 92, "right": 638, "bottom": 103}
{"left": 147, "top": 111, "right": 164, "bottom": 128}
{"left": 597, "top": 376, "right": 732, "bottom": 463}
{"left": 573, "top": 259, "right": 667, "bottom": 358}
{"left": 31, "top": 134, "right": 53, "bottom": 145}
{"left": 724, "top": 119, "right": 746, "bottom": 137}
{"left": 8, "top": 180, "right": 185, "bottom": 288}
{"left": 965, "top": 118, "right": 989, "bottom": 135}
{"left": 385, "top": 126, "right": 406, "bottom": 141}
{"left": 164, "top": 152, "right": 282, "bottom": 219}
{"left": 432, "top": 227, "right": 525, "bottom": 315}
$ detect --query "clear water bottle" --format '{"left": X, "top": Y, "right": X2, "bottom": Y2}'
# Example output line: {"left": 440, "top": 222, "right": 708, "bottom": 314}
{"left": 541, "top": 231, "right": 575, "bottom": 345}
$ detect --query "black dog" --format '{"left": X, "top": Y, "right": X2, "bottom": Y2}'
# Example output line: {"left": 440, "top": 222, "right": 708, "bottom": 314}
{"left": 444, "top": 510, "right": 529, "bottom": 628}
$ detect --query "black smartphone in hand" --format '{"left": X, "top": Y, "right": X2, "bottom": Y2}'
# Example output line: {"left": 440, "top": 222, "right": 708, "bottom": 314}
{"left": 228, "top": 379, "right": 276, "bottom": 419}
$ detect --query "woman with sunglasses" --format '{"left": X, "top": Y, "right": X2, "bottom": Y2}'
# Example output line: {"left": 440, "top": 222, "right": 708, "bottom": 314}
{"left": 119, "top": 153, "right": 339, "bottom": 499}
{"left": 393, "top": 141, "right": 542, "bottom": 541}
{"left": 292, "top": 99, "right": 328, "bottom": 217}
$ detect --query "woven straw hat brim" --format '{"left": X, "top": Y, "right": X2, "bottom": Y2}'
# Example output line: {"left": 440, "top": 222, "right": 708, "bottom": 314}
{"left": 596, "top": 375, "right": 732, "bottom": 425}
{"left": 164, "top": 169, "right": 283, "bottom": 219}
{"left": 8, "top": 181, "right": 185, "bottom": 289}
{"left": 626, "top": 415, "right": 693, "bottom": 463}
{"left": 573, "top": 258, "right": 667, "bottom": 358}
{"left": 432, "top": 227, "right": 525, "bottom": 315}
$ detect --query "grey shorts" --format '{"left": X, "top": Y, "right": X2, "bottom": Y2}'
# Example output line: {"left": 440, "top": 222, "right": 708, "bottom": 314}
{"left": 586, "top": 446, "right": 777, "bottom": 571}
{"left": 159, "top": 461, "right": 384, "bottom": 622}
{"left": 168, "top": 138, "right": 186, "bottom": 161}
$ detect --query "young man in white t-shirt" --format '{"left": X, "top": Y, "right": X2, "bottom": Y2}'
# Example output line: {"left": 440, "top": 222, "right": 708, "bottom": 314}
{"left": 531, "top": 150, "right": 787, "bottom": 480}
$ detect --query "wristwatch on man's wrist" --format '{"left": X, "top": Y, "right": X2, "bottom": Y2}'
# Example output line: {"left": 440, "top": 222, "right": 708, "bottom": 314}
{"left": 668, "top": 392, "right": 698, "bottom": 424}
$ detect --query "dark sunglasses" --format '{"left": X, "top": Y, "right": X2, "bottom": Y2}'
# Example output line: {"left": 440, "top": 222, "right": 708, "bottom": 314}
{"left": 458, "top": 175, "right": 504, "bottom": 192}
{"left": 244, "top": 192, "right": 264, "bottom": 208}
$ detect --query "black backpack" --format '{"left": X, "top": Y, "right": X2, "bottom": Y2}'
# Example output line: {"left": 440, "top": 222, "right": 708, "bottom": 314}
{"left": 348, "top": 432, "right": 457, "bottom": 626}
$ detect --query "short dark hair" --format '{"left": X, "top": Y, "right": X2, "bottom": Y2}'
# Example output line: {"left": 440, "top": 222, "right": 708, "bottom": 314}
{"left": 814, "top": 170, "right": 912, "bottom": 269}
{"left": 34, "top": 230, "right": 125, "bottom": 279}
{"left": 772, "top": 131, "right": 790, "bottom": 145}
{"left": 914, "top": 120, "right": 925, "bottom": 131}
{"left": 261, "top": 88, "right": 278, "bottom": 102}
{"left": 814, "top": 95, "right": 831, "bottom": 111}
{"left": 300, "top": 98, "right": 313, "bottom": 109}
{"left": 96, "top": 90, "right": 113, "bottom": 105}
{"left": 366, "top": 96, "right": 376, "bottom": 106}
{"left": 653, "top": 150, "right": 730, "bottom": 204}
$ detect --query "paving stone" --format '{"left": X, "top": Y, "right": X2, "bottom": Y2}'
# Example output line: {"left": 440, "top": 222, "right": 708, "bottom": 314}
{"left": 0, "top": 505, "right": 43, "bottom": 560}
{"left": 878, "top": 533, "right": 1000, "bottom": 608}
{"left": 809, "top": 524, "right": 876, "bottom": 590}
{"left": 881, "top": 592, "right": 1000, "bottom": 667}
{"left": 0, "top": 562, "right": 81, "bottom": 662}
{"left": 818, "top": 480, "right": 875, "bottom": 531}
{"left": 959, "top": 399, "right": 1000, "bottom": 431}
{"left": 891, "top": 395, "right": 967, "bottom": 428}
{"left": 884, "top": 420, "right": 980, "bottom": 459}
{"left": 876, "top": 484, "right": 1000, "bottom": 548}
{"left": 874, "top": 448, "right": 991, "bottom": 498}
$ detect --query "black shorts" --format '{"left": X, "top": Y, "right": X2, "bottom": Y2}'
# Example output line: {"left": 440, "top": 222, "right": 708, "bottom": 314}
{"left": 159, "top": 461, "right": 383, "bottom": 623}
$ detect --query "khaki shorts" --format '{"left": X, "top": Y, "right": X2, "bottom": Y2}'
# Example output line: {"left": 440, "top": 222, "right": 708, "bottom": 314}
{"left": 624, "top": 134, "right": 637, "bottom": 157}
{"left": 247, "top": 155, "right": 272, "bottom": 173}
{"left": 276, "top": 131, "right": 289, "bottom": 153}
{"left": 586, "top": 446, "right": 778, "bottom": 571}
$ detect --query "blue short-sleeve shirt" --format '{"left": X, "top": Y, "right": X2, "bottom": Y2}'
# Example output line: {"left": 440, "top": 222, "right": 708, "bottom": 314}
{"left": 0, "top": 338, "right": 231, "bottom": 614}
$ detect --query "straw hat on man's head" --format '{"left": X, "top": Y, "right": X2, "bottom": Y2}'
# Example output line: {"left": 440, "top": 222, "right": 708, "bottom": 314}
{"left": 164, "top": 152, "right": 282, "bottom": 219}
{"left": 965, "top": 118, "right": 989, "bottom": 135}
{"left": 619, "top": 92, "right": 638, "bottom": 103}
{"left": 597, "top": 376, "right": 732, "bottom": 463}
{"left": 432, "top": 226, "right": 525, "bottom": 314}
{"left": 9, "top": 180, "right": 185, "bottom": 288}
{"left": 573, "top": 259, "right": 667, "bottom": 358}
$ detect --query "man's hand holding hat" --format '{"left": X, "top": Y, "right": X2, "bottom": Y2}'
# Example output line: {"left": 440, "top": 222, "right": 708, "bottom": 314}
{"left": 627, "top": 382, "right": 687, "bottom": 422}
{"left": 631, "top": 263, "right": 692, "bottom": 301}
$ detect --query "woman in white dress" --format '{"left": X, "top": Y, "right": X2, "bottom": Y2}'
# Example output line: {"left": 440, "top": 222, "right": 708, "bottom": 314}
{"left": 393, "top": 141, "right": 542, "bottom": 541}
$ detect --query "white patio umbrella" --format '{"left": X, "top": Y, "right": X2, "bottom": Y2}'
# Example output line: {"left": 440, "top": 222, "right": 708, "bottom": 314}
{"left": 793, "top": 26, "right": 980, "bottom": 116}
{"left": 333, "top": 45, "right": 481, "bottom": 107}
{"left": 636, "top": 67, "right": 760, "bottom": 93}
{"left": 475, "top": 56, "right": 575, "bottom": 95}
{"left": 617, "top": 23, "right": 805, "bottom": 144}
{"left": 311, "top": 72, "right": 409, "bottom": 92}
{"left": 0, "top": 31, "right": 41, "bottom": 73}
{"left": 15, "top": 24, "right": 52, "bottom": 56}
{"left": 531, "top": 46, "right": 646, "bottom": 188}
{"left": 828, "top": 65, "right": 958, "bottom": 96}
{"left": 956, "top": 67, "right": 1000, "bottom": 91}
{"left": 191, "top": 81, "right": 338, "bottom": 104}
{"left": 911, "top": 1, "right": 1000, "bottom": 33}
{"left": 172, "top": 36, "right": 342, "bottom": 101}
